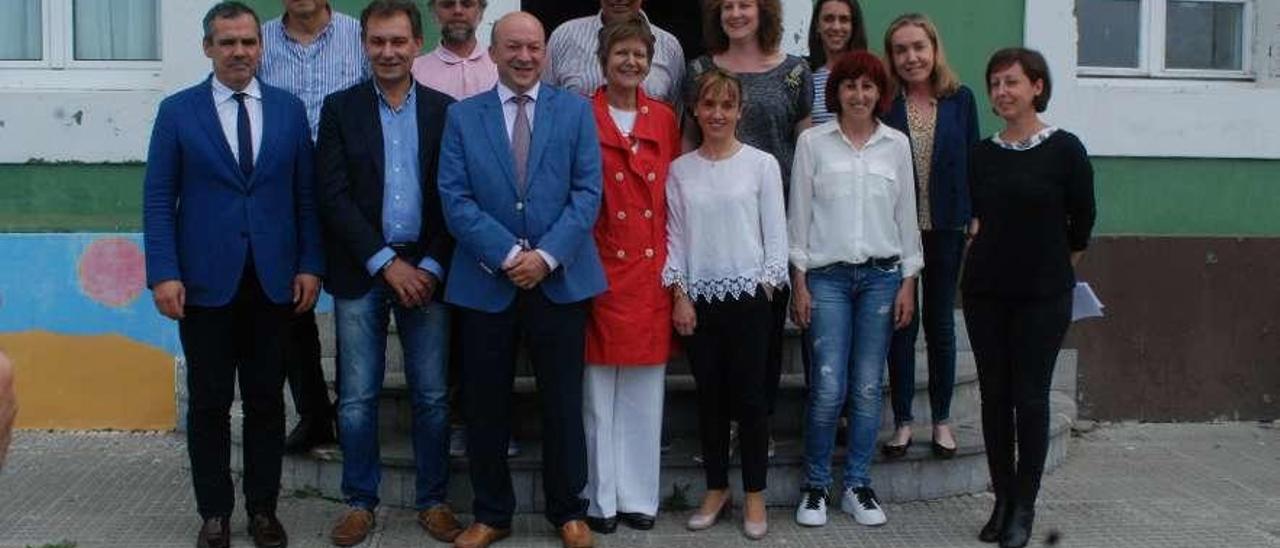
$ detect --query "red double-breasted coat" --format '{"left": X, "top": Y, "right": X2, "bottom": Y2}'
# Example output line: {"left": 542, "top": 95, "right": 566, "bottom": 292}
{"left": 585, "top": 88, "right": 681, "bottom": 366}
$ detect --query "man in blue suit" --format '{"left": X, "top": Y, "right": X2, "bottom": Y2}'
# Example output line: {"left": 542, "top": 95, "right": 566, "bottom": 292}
{"left": 142, "top": 3, "right": 322, "bottom": 547}
{"left": 438, "top": 11, "right": 605, "bottom": 548}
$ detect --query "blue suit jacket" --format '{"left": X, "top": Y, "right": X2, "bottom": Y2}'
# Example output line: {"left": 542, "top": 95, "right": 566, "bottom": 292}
{"left": 143, "top": 76, "right": 324, "bottom": 307}
{"left": 885, "top": 85, "right": 981, "bottom": 230}
{"left": 438, "top": 84, "right": 606, "bottom": 313}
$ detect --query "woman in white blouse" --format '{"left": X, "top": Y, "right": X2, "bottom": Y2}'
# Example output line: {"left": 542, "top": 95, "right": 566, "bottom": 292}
{"left": 788, "top": 50, "right": 923, "bottom": 529}
{"left": 663, "top": 67, "right": 788, "bottom": 541}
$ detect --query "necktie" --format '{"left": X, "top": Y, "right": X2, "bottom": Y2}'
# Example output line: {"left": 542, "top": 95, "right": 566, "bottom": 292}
{"left": 233, "top": 92, "right": 254, "bottom": 178}
{"left": 511, "top": 95, "right": 531, "bottom": 195}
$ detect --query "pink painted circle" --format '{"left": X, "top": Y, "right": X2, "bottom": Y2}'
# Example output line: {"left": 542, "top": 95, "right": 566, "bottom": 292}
{"left": 79, "top": 237, "right": 146, "bottom": 307}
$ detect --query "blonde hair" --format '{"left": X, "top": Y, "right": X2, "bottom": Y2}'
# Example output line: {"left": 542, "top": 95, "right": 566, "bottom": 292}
{"left": 883, "top": 13, "right": 960, "bottom": 98}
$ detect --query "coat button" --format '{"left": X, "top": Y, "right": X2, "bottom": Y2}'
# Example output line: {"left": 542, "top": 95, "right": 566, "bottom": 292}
{"left": 640, "top": 105, "right": 649, "bottom": 114}
{"left": 616, "top": 211, "right": 626, "bottom": 220}
{"left": 646, "top": 172, "right": 656, "bottom": 182}
{"left": 644, "top": 248, "right": 654, "bottom": 258}
{"left": 615, "top": 172, "right": 625, "bottom": 182}
{"left": 515, "top": 201, "right": 524, "bottom": 211}
{"left": 616, "top": 250, "right": 626, "bottom": 259}
{"left": 643, "top": 209, "right": 653, "bottom": 219}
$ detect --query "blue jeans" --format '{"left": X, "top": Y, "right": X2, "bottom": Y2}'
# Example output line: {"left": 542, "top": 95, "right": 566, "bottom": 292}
{"left": 803, "top": 262, "right": 902, "bottom": 490}
{"left": 887, "top": 230, "right": 966, "bottom": 426}
{"left": 336, "top": 283, "right": 450, "bottom": 511}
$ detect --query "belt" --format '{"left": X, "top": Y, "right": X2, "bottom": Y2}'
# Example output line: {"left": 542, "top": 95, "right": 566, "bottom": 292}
{"left": 855, "top": 256, "right": 900, "bottom": 268}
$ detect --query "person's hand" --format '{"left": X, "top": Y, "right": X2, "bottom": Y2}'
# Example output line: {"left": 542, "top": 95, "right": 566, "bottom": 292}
{"left": 673, "top": 294, "right": 697, "bottom": 336}
{"left": 152, "top": 280, "right": 186, "bottom": 320}
{"left": 894, "top": 277, "right": 916, "bottom": 330}
{"left": 382, "top": 258, "right": 432, "bottom": 307}
{"left": 790, "top": 280, "right": 812, "bottom": 329}
{"left": 292, "top": 273, "right": 321, "bottom": 314}
{"left": 506, "top": 250, "right": 550, "bottom": 289}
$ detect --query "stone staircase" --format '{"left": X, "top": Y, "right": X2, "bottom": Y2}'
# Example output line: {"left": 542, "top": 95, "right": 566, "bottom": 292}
{"left": 215, "top": 309, "right": 1077, "bottom": 510}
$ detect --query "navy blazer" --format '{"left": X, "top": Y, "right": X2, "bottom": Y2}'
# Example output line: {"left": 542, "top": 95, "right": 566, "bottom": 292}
{"left": 438, "top": 83, "right": 607, "bottom": 313}
{"left": 884, "top": 85, "right": 980, "bottom": 230}
{"left": 316, "top": 80, "right": 456, "bottom": 299}
{"left": 143, "top": 76, "right": 324, "bottom": 307}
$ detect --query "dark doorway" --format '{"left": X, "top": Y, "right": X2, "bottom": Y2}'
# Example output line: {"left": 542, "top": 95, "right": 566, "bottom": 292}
{"left": 524, "top": 0, "right": 707, "bottom": 61}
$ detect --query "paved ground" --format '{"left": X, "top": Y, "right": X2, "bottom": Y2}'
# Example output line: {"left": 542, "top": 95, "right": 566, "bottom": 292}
{"left": 1, "top": 422, "right": 1278, "bottom": 547}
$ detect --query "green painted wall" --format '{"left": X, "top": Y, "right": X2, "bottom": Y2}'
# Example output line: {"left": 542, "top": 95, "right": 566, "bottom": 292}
{"left": 1093, "top": 158, "right": 1280, "bottom": 236}
{"left": 0, "top": 164, "right": 142, "bottom": 232}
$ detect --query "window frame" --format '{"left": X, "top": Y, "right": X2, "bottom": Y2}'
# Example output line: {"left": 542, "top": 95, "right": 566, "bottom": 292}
{"left": 0, "top": 0, "right": 164, "bottom": 90}
{"left": 1077, "top": 0, "right": 1254, "bottom": 81}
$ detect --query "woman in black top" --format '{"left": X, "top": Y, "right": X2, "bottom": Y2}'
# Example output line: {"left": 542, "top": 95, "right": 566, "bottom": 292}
{"left": 963, "top": 48, "right": 1095, "bottom": 548}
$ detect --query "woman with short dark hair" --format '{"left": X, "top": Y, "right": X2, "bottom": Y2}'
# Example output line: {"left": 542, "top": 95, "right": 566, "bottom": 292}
{"left": 789, "top": 50, "right": 922, "bottom": 529}
{"left": 964, "top": 47, "right": 1095, "bottom": 548}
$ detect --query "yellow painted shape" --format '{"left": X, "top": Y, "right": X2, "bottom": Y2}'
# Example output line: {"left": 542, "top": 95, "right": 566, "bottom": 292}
{"left": 0, "top": 331, "right": 175, "bottom": 430}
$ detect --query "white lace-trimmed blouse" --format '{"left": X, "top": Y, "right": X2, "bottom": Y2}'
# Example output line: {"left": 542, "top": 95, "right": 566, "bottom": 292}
{"left": 662, "top": 144, "right": 790, "bottom": 302}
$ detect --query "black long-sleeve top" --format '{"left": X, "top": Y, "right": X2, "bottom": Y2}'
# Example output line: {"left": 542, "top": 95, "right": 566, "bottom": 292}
{"left": 961, "top": 129, "right": 1096, "bottom": 298}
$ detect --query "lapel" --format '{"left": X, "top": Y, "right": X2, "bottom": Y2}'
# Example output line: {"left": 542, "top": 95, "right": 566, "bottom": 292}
{"left": 929, "top": 94, "right": 951, "bottom": 171}
{"left": 360, "top": 81, "right": 386, "bottom": 181}
{"left": 414, "top": 83, "right": 434, "bottom": 176}
{"left": 252, "top": 84, "right": 285, "bottom": 190}
{"left": 480, "top": 90, "right": 518, "bottom": 191}
{"left": 194, "top": 77, "right": 244, "bottom": 187}
{"left": 524, "top": 86, "right": 555, "bottom": 194}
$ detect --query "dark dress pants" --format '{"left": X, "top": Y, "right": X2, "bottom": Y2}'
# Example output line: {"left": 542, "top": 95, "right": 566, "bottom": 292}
{"left": 284, "top": 309, "right": 334, "bottom": 422}
{"left": 179, "top": 262, "right": 291, "bottom": 519}
{"left": 458, "top": 289, "right": 589, "bottom": 529}
{"left": 963, "top": 291, "right": 1071, "bottom": 505}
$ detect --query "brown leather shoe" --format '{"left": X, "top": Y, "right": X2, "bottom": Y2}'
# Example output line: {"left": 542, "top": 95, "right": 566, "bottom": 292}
{"left": 453, "top": 522, "right": 510, "bottom": 548}
{"left": 418, "top": 504, "right": 464, "bottom": 542}
{"left": 196, "top": 516, "right": 230, "bottom": 548}
{"left": 330, "top": 507, "right": 375, "bottom": 547}
{"left": 559, "top": 520, "right": 594, "bottom": 548}
{"left": 247, "top": 512, "right": 288, "bottom": 548}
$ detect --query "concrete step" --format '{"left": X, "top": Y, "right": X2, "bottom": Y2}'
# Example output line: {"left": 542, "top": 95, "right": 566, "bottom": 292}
{"left": 239, "top": 391, "right": 1075, "bottom": 510}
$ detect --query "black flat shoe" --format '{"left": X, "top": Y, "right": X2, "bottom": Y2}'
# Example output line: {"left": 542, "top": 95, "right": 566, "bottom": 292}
{"left": 978, "top": 498, "right": 1011, "bottom": 543}
{"left": 618, "top": 512, "right": 656, "bottom": 530}
{"left": 196, "top": 516, "right": 230, "bottom": 548}
{"left": 881, "top": 438, "right": 912, "bottom": 459}
{"left": 585, "top": 515, "right": 618, "bottom": 534}
{"left": 998, "top": 504, "right": 1035, "bottom": 548}
{"left": 932, "top": 439, "right": 957, "bottom": 459}
{"left": 247, "top": 512, "right": 288, "bottom": 548}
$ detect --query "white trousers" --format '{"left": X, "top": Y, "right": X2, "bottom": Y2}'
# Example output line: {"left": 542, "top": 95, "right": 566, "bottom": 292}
{"left": 582, "top": 364, "right": 666, "bottom": 518}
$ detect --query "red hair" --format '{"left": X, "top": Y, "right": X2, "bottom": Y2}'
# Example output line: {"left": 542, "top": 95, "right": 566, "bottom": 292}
{"left": 825, "top": 50, "right": 894, "bottom": 117}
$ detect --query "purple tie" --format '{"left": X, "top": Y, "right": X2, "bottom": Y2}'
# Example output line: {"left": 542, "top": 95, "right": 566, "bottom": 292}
{"left": 511, "top": 95, "right": 531, "bottom": 195}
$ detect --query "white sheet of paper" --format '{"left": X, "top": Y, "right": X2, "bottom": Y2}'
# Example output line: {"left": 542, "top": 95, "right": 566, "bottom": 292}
{"left": 1072, "top": 282, "right": 1104, "bottom": 322}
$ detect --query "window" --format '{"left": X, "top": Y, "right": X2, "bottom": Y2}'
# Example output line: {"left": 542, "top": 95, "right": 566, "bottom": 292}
{"left": 1076, "top": 0, "right": 1252, "bottom": 79}
{"left": 0, "top": 0, "right": 160, "bottom": 65}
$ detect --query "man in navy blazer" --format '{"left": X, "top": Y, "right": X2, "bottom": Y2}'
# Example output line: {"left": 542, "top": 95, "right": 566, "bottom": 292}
{"left": 438, "top": 11, "right": 605, "bottom": 548}
{"left": 142, "top": 3, "right": 322, "bottom": 547}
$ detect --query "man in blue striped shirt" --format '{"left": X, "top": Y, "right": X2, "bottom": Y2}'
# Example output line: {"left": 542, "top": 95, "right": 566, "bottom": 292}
{"left": 259, "top": 0, "right": 368, "bottom": 455}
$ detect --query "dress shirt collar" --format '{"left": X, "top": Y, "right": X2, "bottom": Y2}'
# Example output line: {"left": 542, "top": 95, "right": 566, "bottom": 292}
{"left": 211, "top": 76, "right": 262, "bottom": 103}
{"left": 374, "top": 79, "right": 417, "bottom": 113}
{"left": 433, "top": 42, "right": 487, "bottom": 64}
{"left": 278, "top": 7, "right": 335, "bottom": 44}
{"left": 497, "top": 80, "right": 540, "bottom": 104}
{"left": 815, "top": 118, "right": 894, "bottom": 149}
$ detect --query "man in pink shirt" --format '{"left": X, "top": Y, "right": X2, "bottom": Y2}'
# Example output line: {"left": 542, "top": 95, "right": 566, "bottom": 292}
{"left": 411, "top": 0, "right": 498, "bottom": 100}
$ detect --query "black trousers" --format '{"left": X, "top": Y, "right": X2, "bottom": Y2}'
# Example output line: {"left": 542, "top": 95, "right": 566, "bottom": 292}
{"left": 764, "top": 285, "right": 790, "bottom": 415}
{"left": 683, "top": 292, "right": 772, "bottom": 493}
{"left": 179, "top": 265, "right": 291, "bottom": 519}
{"left": 284, "top": 309, "right": 333, "bottom": 422}
{"left": 962, "top": 291, "right": 1071, "bottom": 506}
{"left": 458, "top": 289, "right": 589, "bottom": 529}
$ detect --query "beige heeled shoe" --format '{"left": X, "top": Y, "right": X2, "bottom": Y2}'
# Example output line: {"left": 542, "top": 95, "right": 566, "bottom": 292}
{"left": 686, "top": 494, "right": 732, "bottom": 531}
{"left": 743, "top": 492, "right": 768, "bottom": 540}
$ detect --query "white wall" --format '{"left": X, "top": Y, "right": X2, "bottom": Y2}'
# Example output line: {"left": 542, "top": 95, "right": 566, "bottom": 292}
{"left": 1026, "top": 0, "right": 1280, "bottom": 159}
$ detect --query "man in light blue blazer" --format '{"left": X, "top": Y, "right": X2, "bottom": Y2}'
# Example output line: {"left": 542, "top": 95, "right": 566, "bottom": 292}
{"left": 437, "top": 11, "right": 605, "bottom": 548}
{"left": 142, "top": 3, "right": 322, "bottom": 547}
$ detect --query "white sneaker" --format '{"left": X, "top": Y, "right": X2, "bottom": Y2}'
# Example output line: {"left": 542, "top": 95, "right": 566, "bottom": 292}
{"left": 841, "top": 486, "right": 887, "bottom": 526}
{"left": 794, "top": 488, "right": 828, "bottom": 527}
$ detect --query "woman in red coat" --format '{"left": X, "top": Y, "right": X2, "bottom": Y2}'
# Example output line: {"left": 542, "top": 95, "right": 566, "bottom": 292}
{"left": 581, "top": 14, "right": 682, "bottom": 535}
